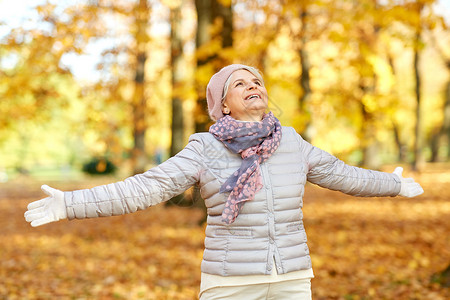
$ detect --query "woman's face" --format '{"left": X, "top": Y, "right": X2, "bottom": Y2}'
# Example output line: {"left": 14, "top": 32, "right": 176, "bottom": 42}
{"left": 222, "top": 69, "right": 268, "bottom": 121}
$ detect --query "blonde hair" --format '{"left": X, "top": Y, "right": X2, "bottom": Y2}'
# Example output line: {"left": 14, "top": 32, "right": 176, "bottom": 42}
{"left": 221, "top": 66, "right": 264, "bottom": 102}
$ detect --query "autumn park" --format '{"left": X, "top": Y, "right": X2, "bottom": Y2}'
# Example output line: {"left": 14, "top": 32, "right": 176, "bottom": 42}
{"left": 1, "top": 0, "right": 450, "bottom": 299}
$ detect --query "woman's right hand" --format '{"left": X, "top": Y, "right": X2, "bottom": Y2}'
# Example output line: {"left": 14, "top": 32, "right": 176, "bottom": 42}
{"left": 24, "top": 185, "right": 67, "bottom": 227}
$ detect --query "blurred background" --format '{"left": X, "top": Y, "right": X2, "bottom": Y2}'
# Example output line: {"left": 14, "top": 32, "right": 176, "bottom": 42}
{"left": 0, "top": 0, "right": 449, "bottom": 181}
{"left": 1, "top": 1, "right": 450, "bottom": 299}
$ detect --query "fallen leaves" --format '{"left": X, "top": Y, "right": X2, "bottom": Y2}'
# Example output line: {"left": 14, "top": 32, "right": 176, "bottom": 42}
{"left": 0, "top": 167, "right": 449, "bottom": 299}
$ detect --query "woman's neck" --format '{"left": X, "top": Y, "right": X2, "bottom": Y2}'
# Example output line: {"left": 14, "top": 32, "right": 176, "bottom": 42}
{"left": 232, "top": 112, "right": 265, "bottom": 122}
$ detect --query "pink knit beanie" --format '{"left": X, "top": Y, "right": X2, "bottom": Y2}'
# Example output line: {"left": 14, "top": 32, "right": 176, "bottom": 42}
{"left": 206, "top": 64, "right": 250, "bottom": 121}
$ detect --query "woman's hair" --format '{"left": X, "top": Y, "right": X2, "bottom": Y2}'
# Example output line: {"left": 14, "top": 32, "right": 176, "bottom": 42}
{"left": 221, "top": 66, "right": 264, "bottom": 102}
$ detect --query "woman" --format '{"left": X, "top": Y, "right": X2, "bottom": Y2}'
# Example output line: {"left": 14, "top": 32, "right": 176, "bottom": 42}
{"left": 25, "top": 64, "right": 423, "bottom": 299}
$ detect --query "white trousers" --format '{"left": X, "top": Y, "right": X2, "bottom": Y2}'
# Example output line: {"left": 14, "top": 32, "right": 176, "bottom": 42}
{"left": 199, "top": 278, "right": 312, "bottom": 300}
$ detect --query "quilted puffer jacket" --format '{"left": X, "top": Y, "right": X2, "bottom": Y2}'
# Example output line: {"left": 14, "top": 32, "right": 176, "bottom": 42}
{"left": 64, "top": 127, "right": 401, "bottom": 276}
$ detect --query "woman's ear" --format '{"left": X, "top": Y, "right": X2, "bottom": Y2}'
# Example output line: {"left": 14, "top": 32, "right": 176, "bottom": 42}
{"left": 222, "top": 104, "right": 230, "bottom": 114}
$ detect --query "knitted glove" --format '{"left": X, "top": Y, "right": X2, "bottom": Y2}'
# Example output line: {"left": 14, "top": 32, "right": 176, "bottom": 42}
{"left": 24, "top": 185, "right": 67, "bottom": 227}
{"left": 393, "top": 167, "right": 424, "bottom": 197}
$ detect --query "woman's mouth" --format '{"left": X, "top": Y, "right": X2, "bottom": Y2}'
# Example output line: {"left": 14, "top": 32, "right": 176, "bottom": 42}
{"left": 245, "top": 94, "right": 261, "bottom": 101}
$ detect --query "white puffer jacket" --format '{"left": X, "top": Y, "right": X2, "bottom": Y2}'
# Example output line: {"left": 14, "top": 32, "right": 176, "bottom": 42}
{"left": 64, "top": 127, "right": 401, "bottom": 276}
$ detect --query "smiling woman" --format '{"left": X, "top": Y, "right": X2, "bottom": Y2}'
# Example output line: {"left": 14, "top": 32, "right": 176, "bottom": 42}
{"left": 24, "top": 64, "right": 424, "bottom": 300}
{"left": 221, "top": 69, "right": 269, "bottom": 122}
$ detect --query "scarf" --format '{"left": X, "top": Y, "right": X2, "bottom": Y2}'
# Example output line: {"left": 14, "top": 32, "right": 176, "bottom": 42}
{"left": 209, "top": 112, "right": 282, "bottom": 224}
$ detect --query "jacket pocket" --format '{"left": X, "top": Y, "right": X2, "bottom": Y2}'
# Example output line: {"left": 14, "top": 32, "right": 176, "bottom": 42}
{"left": 287, "top": 221, "right": 303, "bottom": 233}
{"left": 286, "top": 222, "right": 307, "bottom": 242}
{"left": 215, "top": 227, "right": 253, "bottom": 237}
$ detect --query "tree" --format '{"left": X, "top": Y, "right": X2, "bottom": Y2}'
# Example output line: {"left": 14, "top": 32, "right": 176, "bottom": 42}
{"left": 428, "top": 16, "right": 450, "bottom": 162}
{"left": 169, "top": 1, "right": 185, "bottom": 157}
{"left": 0, "top": 2, "right": 104, "bottom": 170}
{"left": 296, "top": 5, "right": 313, "bottom": 140}
{"left": 285, "top": 0, "right": 330, "bottom": 141}
{"left": 443, "top": 63, "right": 450, "bottom": 160}
{"left": 130, "top": 0, "right": 151, "bottom": 174}
{"left": 411, "top": 1, "right": 424, "bottom": 171}
{"left": 190, "top": 0, "right": 234, "bottom": 214}
{"left": 387, "top": 53, "right": 408, "bottom": 163}
{"left": 80, "top": 0, "right": 156, "bottom": 174}
{"left": 194, "top": 0, "right": 233, "bottom": 133}
{"left": 315, "top": 0, "right": 389, "bottom": 167}
{"left": 166, "top": 0, "right": 190, "bottom": 207}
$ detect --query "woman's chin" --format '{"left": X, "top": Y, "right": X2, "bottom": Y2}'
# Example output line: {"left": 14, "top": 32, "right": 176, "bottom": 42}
{"left": 245, "top": 101, "right": 268, "bottom": 110}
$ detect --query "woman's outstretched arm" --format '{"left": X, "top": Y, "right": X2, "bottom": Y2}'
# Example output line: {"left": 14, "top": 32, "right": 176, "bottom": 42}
{"left": 295, "top": 132, "right": 423, "bottom": 198}
{"left": 25, "top": 137, "right": 206, "bottom": 227}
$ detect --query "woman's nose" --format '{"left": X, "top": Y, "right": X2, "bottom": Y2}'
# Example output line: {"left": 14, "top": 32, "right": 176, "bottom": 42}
{"left": 246, "top": 82, "right": 257, "bottom": 89}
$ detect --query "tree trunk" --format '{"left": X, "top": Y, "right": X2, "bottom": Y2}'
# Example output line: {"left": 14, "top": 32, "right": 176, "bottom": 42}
{"left": 432, "top": 77, "right": 450, "bottom": 161}
{"left": 194, "top": 0, "right": 233, "bottom": 133}
{"left": 392, "top": 121, "right": 407, "bottom": 162}
{"left": 130, "top": 0, "right": 150, "bottom": 175}
{"left": 352, "top": 0, "right": 381, "bottom": 169}
{"left": 194, "top": 0, "right": 213, "bottom": 134}
{"left": 193, "top": 0, "right": 233, "bottom": 220}
{"left": 444, "top": 78, "right": 450, "bottom": 160}
{"left": 387, "top": 54, "right": 408, "bottom": 163}
{"left": 167, "top": 1, "right": 189, "bottom": 207}
{"left": 425, "top": 21, "right": 450, "bottom": 162}
{"left": 297, "top": 7, "right": 312, "bottom": 141}
{"left": 412, "top": 28, "right": 422, "bottom": 171}
{"left": 170, "top": 3, "right": 185, "bottom": 157}
{"left": 410, "top": 2, "right": 425, "bottom": 171}
{"left": 213, "top": 0, "right": 233, "bottom": 53}
{"left": 359, "top": 85, "right": 379, "bottom": 169}
{"left": 430, "top": 127, "right": 440, "bottom": 162}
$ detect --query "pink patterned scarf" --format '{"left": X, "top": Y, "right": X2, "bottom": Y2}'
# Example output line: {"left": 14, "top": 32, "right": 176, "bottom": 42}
{"left": 209, "top": 112, "right": 282, "bottom": 224}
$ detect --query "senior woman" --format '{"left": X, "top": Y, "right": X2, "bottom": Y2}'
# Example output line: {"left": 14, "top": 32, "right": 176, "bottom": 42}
{"left": 25, "top": 64, "right": 423, "bottom": 299}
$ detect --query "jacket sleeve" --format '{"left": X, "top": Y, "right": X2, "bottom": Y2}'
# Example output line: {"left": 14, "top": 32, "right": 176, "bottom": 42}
{"left": 64, "top": 137, "right": 205, "bottom": 220}
{"left": 295, "top": 132, "right": 401, "bottom": 197}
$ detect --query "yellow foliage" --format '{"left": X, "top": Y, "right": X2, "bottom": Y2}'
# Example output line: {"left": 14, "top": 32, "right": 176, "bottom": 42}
{"left": 1, "top": 0, "right": 449, "bottom": 171}
{"left": 367, "top": 55, "right": 395, "bottom": 94}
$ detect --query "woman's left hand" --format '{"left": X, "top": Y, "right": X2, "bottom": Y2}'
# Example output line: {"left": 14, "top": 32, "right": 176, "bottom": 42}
{"left": 393, "top": 167, "right": 424, "bottom": 197}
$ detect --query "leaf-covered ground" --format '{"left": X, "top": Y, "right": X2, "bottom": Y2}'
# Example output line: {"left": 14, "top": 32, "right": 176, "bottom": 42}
{"left": 1, "top": 165, "right": 449, "bottom": 299}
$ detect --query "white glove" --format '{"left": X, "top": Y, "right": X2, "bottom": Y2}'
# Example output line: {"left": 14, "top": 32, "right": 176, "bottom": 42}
{"left": 393, "top": 167, "right": 424, "bottom": 197}
{"left": 24, "top": 185, "right": 67, "bottom": 227}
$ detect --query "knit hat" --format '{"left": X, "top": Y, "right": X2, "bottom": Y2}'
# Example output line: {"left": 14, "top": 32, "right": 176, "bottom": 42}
{"left": 206, "top": 64, "right": 250, "bottom": 121}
